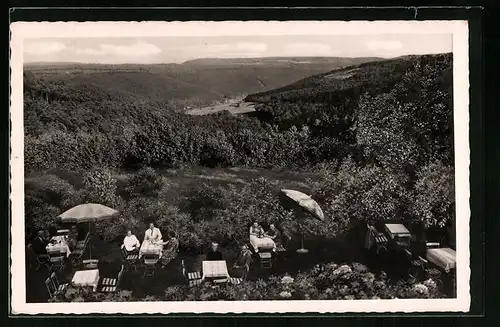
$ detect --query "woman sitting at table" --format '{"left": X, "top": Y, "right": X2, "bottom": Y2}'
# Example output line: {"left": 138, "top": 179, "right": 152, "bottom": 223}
{"left": 144, "top": 221, "right": 162, "bottom": 244}
{"left": 67, "top": 226, "right": 78, "bottom": 251}
{"left": 249, "top": 221, "right": 264, "bottom": 253}
{"left": 206, "top": 242, "right": 223, "bottom": 261}
{"left": 160, "top": 232, "right": 179, "bottom": 268}
{"left": 121, "top": 230, "right": 140, "bottom": 254}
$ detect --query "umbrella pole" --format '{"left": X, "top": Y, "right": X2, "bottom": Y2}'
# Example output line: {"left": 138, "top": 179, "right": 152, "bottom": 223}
{"left": 297, "top": 228, "right": 309, "bottom": 254}
{"left": 88, "top": 221, "right": 92, "bottom": 260}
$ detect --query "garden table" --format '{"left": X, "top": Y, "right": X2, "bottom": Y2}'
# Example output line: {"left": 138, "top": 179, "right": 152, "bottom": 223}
{"left": 71, "top": 269, "right": 99, "bottom": 292}
{"left": 46, "top": 235, "right": 71, "bottom": 257}
{"left": 139, "top": 240, "right": 163, "bottom": 259}
{"left": 250, "top": 235, "right": 275, "bottom": 252}
{"left": 202, "top": 260, "right": 229, "bottom": 280}
{"left": 426, "top": 247, "right": 456, "bottom": 273}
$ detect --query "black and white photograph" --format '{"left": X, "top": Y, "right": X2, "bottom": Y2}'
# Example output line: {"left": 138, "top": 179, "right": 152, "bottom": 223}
{"left": 10, "top": 20, "right": 470, "bottom": 314}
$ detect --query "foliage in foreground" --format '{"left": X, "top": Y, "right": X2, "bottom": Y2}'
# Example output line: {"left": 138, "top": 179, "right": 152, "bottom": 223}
{"left": 50, "top": 261, "right": 444, "bottom": 302}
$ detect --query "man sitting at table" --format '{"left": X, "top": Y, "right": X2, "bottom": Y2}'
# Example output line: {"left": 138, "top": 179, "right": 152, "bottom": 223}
{"left": 206, "top": 242, "right": 223, "bottom": 261}
{"left": 121, "top": 230, "right": 140, "bottom": 254}
{"left": 32, "top": 230, "right": 49, "bottom": 255}
{"left": 265, "top": 224, "right": 281, "bottom": 251}
{"left": 67, "top": 226, "right": 78, "bottom": 251}
{"left": 231, "top": 244, "right": 252, "bottom": 279}
{"left": 144, "top": 222, "right": 162, "bottom": 244}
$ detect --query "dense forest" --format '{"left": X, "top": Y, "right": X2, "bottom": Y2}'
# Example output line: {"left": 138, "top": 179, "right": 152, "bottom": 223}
{"left": 24, "top": 53, "right": 455, "bottom": 252}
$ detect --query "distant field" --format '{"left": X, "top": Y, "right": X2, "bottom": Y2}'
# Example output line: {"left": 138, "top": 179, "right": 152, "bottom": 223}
{"left": 185, "top": 101, "right": 256, "bottom": 116}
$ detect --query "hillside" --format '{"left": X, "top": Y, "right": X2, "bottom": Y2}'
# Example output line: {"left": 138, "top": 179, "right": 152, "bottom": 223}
{"left": 23, "top": 56, "right": 381, "bottom": 107}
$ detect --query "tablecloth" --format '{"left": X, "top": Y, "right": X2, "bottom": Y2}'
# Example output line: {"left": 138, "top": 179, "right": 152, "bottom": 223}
{"left": 250, "top": 235, "right": 275, "bottom": 252}
{"left": 139, "top": 240, "right": 163, "bottom": 259}
{"left": 202, "top": 260, "right": 229, "bottom": 279}
{"left": 426, "top": 247, "right": 456, "bottom": 273}
{"left": 46, "top": 236, "right": 71, "bottom": 257}
{"left": 71, "top": 269, "right": 100, "bottom": 290}
{"left": 384, "top": 224, "right": 411, "bottom": 239}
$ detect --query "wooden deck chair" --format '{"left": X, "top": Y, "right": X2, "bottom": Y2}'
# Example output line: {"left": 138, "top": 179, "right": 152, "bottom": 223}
{"left": 374, "top": 232, "right": 388, "bottom": 255}
{"left": 404, "top": 249, "right": 424, "bottom": 280}
{"left": 45, "top": 277, "right": 57, "bottom": 299}
{"left": 259, "top": 252, "right": 272, "bottom": 269}
{"left": 182, "top": 259, "right": 202, "bottom": 286}
{"left": 229, "top": 277, "right": 243, "bottom": 285}
{"left": 50, "top": 272, "right": 68, "bottom": 297}
{"left": 143, "top": 253, "right": 159, "bottom": 277}
{"left": 99, "top": 265, "right": 124, "bottom": 293}
{"left": 419, "top": 256, "right": 443, "bottom": 288}
{"left": 276, "top": 231, "right": 292, "bottom": 253}
{"left": 47, "top": 248, "right": 65, "bottom": 272}
{"left": 121, "top": 247, "right": 139, "bottom": 272}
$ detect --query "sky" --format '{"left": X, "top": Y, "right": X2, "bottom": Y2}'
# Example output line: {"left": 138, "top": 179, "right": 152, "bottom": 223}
{"left": 24, "top": 34, "right": 452, "bottom": 64}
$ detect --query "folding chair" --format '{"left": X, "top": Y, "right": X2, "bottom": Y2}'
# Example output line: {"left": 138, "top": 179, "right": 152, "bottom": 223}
{"left": 182, "top": 259, "right": 202, "bottom": 286}
{"left": 276, "top": 232, "right": 291, "bottom": 253}
{"left": 98, "top": 265, "right": 124, "bottom": 293}
{"left": 404, "top": 249, "right": 424, "bottom": 280}
{"left": 229, "top": 277, "right": 243, "bottom": 285}
{"left": 47, "top": 248, "right": 65, "bottom": 272}
{"left": 50, "top": 272, "right": 68, "bottom": 297}
{"left": 259, "top": 252, "right": 272, "bottom": 269}
{"left": 374, "top": 232, "right": 388, "bottom": 255}
{"left": 419, "top": 256, "right": 443, "bottom": 289}
{"left": 45, "top": 277, "right": 57, "bottom": 299}
{"left": 122, "top": 247, "right": 139, "bottom": 272}
{"left": 143, "top": 253, "right": 159, "bottom": 277}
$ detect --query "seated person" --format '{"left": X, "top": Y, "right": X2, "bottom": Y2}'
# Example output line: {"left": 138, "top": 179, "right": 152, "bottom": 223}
{"left": 66, "top": 226, "right": 78, "bottom": 251}
{"left": 31, "top": 230, "right": 49, "bottom": 256}
{"left": 205, "top": 242, "right": 223, "bottom": 261}
{"left": 160, "top": 232, "right": 180, "bottom": 268}
{"left": 144, "top": 222, "right": 162, "bottom": 244}
{"left": 249, "top": 221, "right": 265, "bottom": 253}
{"left": 121, "top": 230, "right": 140, "bottom": 254}
{"left": 249, "top": 221, "right": 264, "bottom": 237}
{"left": 231, "top": 244, "right": 252, "bottom": 279}
{"left": 265, "top": 224, "right": 281, "bottom": 251}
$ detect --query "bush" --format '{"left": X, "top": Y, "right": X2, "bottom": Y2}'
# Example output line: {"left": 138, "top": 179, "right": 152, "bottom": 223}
{"left": 125, "top": 166, "right": 163, "bottom": 198}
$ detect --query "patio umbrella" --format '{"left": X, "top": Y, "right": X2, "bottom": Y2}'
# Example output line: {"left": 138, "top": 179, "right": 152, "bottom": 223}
{"left": 59, "top": 203, "right": 118, "bottom": 259}
{"left": 279, "top": 189, "right": 325, "bottom": 254}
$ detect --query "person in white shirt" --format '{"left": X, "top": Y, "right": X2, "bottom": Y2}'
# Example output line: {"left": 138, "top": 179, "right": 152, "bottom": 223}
{"left": 144, "top": 222, "right": 162, "bottom": 244}
{"left": 121, "top": 230, "right": 140, "bottom": 254}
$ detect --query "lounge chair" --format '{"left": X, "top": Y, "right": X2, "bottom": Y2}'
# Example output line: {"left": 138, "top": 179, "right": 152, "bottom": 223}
{"left": 50, "top": 272, "right": 68, "bottom": 297}
{"left": 142, "top": 253, "right": 159, "bottom": 277}
{"left": 121, "top": 247, "right": 139, "bottom": 272}
{"left": 98, "top": 265, "right": 124, "bottom": 293}
{"left": 182, "top": 259, "right": 202, "bottom": 286}
{"left": 47, "top": 248, "right": 65, "bottom": 272}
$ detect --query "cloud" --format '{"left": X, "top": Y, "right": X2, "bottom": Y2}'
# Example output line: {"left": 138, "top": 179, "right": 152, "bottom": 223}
{"left": 284, "top": 42, "right": 340, "bottom": 56}
{"left": 24, "top": 41, "right": 67, "bottom": 55}
{"left": 203, "top": 42, "right": 268, "bottom": 54}
{"left": 235, "top": 42, "right": 268, "bottom": 52}
{"left": 365, "top": 40, "right": 403, "bottom": 52}
{"left": 74, "top": 41, "right": 161, "bottom": 57}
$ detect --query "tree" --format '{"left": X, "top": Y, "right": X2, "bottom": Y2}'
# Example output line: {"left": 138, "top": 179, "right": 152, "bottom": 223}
{"left": 410, "top": 161, "right": 455, "bottom": 228}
